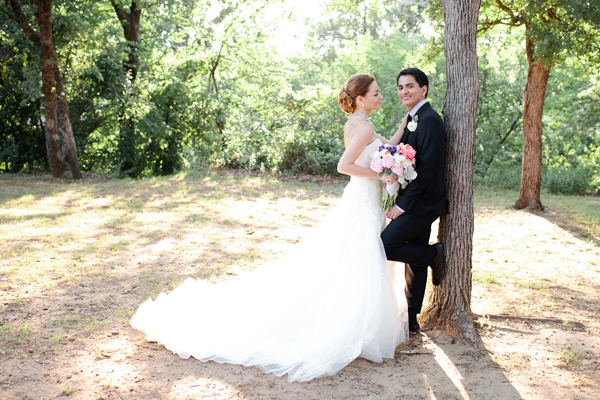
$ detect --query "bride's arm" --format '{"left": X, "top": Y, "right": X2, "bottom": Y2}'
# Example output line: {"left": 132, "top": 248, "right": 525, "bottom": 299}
{"left": 337, "top": 124, "right": 390, "bottom": 183}
{"left": 376, "top": 113, "right": 409, "bottom": 145}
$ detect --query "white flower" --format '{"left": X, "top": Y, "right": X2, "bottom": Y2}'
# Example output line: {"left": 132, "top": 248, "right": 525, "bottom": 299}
{"left": 407, "top": 121, "right": 418, "bottom": 132}
{"left": 372, "top": 151, "right": 381, "bottom": 159}
{"left": 385, "top": 181, "right": 399, "bottom": 196}
{"left": 404, "top": 168, "right": 417, "bottom": 180}
{"left": 398, "top": 154, "right": 406, "bottom": 162}
{"left": 402, "top": 160, "right": 413, "bottom": 168}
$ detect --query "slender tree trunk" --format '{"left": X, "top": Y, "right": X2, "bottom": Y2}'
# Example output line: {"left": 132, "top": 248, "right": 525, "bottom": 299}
{"left": 111, "top": 0, "right": 141, "bottom": 82}
{"left": 513, "top": 36, "right": 550, "bottom": 210}
{"left": 420, "top": 0, "right": 480, "bottom": 347}
{"left": 8, "top": 0, "right": 80, "bottom": 178}
{"left": 53, "top": 55, "right": 82, "bottom": 179}
{"left": 37, "top": 0, "right": 69, "bottom": 178}
{"left": 111, "top": 0, "right": 141, "bottom": 176}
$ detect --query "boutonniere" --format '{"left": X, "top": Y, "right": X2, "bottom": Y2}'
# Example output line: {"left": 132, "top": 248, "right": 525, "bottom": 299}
{"left": 407, "top": 115, "right": 419, "bottom": 132}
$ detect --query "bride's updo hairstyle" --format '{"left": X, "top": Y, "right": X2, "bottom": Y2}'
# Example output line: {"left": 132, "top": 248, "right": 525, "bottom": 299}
{"left": 338, "top": 73, "right": 375, "bottom": 114}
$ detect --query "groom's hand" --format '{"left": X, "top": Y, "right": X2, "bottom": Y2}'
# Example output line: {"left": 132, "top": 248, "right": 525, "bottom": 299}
{"left": 386, "top": 206, "right": 404, "bottom": 220}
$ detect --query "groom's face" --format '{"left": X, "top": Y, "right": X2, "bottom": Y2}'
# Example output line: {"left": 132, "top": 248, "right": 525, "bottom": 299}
{"left": 397, "top": 75, "right": 427, "bottom": 111}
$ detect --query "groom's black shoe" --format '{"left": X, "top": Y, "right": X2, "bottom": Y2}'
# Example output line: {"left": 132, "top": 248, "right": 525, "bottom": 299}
{"left": 408, "top": 311, "right": 420, "bottom": 333}
{"left": 430, "top": 242, "right": 446, "bottom": 286}
{"left": 409, "top": 320, "right": 421, "bottom": 333}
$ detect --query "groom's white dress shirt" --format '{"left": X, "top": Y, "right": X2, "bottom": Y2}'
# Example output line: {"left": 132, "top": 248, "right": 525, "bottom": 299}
{"left": 409, "top": 99, "right": 429, "bottom": 117}
{"left": 395, "top": 99, "right": 429, "bottom": 213}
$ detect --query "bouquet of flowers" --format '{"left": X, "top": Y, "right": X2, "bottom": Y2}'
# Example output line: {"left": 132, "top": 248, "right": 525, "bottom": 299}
{"left": 370, "top": 143, "right": 418, "bottom": 210}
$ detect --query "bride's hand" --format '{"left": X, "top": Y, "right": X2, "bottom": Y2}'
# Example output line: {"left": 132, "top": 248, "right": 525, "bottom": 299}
{"left": 379, "top": 175, "right": 398, "bottom": 185}
{"left": 400, "top": 113, "right": 409, "bottom": 131}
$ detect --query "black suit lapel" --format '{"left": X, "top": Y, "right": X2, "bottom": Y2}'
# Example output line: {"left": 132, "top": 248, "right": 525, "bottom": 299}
{"left": 402, "top": 125, "right": 411, "bottom": 143}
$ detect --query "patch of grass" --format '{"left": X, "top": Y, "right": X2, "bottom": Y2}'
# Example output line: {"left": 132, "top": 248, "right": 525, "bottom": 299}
{"left": 62, "top": 385, "right": 75, "bottom": 396}
{"left": 573, "top": 373, "right": 587, "bottom": 387}
{"left": 49, "top": 331, "right": 65, "bottom": 352}
{"left": 559, "top": 347, "right": 581, "bottom": 368}
{"left": 49, "top": 332, "right": 65, "bottom": 344}
{"left": 492, "top": 355, "right": 507, "bottom": 369}
{"left": 85, "top": 316, "right": 99, "bottom": 332}
{"left": 474, "top": 186, "right": 600, "bottom": 243}
{"left": 51, "top": 314, "right": 67, "bottom": 326}
{"left": 475, "top": 269, "right": 506, "bottom": 284}
{"left": 0, "top": 322, "right": 32, "bottom": 354}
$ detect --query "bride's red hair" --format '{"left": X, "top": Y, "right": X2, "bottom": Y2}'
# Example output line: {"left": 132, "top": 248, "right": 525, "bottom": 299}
{"left": 338, "top": 73, "right": 375, "bottom": 114}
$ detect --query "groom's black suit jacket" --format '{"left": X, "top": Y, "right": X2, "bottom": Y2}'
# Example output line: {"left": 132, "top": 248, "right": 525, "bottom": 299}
{"left": 396, "top": 102, "right": 448, "bottom": 216}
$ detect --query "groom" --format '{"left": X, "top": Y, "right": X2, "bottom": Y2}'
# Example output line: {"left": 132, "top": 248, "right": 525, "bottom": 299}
{"left": 381, "top": 67, "right": 448, "bottom": 333}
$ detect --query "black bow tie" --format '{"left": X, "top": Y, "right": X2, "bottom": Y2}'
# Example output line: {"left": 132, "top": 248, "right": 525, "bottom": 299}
{"left": 407, "top": 114, "right": 413, "bottom": 122}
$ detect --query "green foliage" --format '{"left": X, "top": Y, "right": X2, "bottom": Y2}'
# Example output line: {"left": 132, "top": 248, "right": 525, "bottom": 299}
{"left": 0, "top": 28, "right": 47, "bottom": 173}
{"left": 1, "top": 0, "right": 599, "bottom": 192}
{"left": 544, "top": 166, "right": 594, "bottom": 195}
{"left": 479, "top": 0, "right": 600, "bottom": 65}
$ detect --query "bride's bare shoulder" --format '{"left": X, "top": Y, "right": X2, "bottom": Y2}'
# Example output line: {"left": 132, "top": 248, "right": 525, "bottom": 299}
{"left": 344, "top": 116, "right": 374, "bottom": 139}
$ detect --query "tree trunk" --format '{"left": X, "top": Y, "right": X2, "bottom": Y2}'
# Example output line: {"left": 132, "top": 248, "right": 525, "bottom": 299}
{"left": 513, "top": 36, "right": 550, "bottom": 210}
{"left": 111, "top": 0, "right": 141, "bottom": 82}
{"left": 8, "top": 0, "right": 81, "bottom": 179}
{"left": 9, "top": 0, "right": 81, "bottom": 179}
{"left": 111, "top": 0, "right": 142, "bottom": 176}
{"left": 53, "top": 55, "right": 82, "bottom": 179}
{"left": 37, "top": 0, "right": 70, "bottom": 178}
{"left": 420, "top": 0, "right": 481, "bottom": 348}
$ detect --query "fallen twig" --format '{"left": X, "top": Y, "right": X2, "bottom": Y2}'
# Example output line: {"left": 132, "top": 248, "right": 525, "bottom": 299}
{"left": 396, "top": 349, "right": 434, "bottom": 354}
{"left": 1, "top": 296, "right": 47, "bottom": 302}
{"left": 474, "top": 313, "right": 585, "bottom": 329}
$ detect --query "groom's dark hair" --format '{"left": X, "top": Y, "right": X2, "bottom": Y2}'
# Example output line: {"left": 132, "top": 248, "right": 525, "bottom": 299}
{"left": 397, "top": 68, "right": 429, "bottom": 98}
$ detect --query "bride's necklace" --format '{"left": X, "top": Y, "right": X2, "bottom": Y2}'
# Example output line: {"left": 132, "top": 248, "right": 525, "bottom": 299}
{"left": 352, "top": 112, "right": 372, "bottom": 126}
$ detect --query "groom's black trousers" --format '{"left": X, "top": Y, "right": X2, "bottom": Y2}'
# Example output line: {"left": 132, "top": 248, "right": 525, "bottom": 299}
{"left": 381, "top": 213, "right": 438, "bottom": 319}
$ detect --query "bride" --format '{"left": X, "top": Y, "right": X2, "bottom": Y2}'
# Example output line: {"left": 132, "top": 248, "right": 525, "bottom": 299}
{"left": 130, "top": 73, "right": 410, "bottom": 383}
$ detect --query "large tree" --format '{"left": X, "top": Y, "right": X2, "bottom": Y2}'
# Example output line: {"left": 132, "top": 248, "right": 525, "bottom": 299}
{"left": 419, "top": 0, "right": 481, "bottom": 346}
{"left": 479, "top": 0, "right": 600, "bottom": 210}
{"left": 5, "top": 0, "right": 82, "bottom": 178}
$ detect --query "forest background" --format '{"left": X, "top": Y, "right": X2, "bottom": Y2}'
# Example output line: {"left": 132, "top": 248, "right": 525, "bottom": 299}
{"left": 1, "top": 0, "right": 600, "bottom": 196}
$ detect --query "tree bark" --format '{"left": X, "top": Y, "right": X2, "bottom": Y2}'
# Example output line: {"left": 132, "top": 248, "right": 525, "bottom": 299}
{"left": 53, "top": 54, "right": 82, "bottom": 178}
{"left": 512, "top": 36, "right": 550, "bottom": 210}
{"left": 110, "top": 0, "right": 141, "bottom": 176}
{"left": 8, "top": 0, "right": 81, "bottom": 179}
{"left": 37, "top": 0, "right": 69, "bottom": 178}
{"left": 420, "top": 0, "right": 481, "bottom": 348}
{"left": 111, "top": 0, "right": 141, "bottom": 82}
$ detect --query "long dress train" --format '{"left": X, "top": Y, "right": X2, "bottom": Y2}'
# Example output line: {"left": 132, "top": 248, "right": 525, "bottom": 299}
{"left": 130, "top": 138, "right": 409, "bottom": 382}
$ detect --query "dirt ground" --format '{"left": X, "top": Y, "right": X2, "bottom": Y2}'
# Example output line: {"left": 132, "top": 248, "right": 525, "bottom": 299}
{"left": 1, "top": 172, "right": 599, "bottom": 399}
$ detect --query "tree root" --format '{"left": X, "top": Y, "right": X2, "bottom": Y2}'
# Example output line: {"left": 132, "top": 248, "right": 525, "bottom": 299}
{"left": 421, "top": 308, "right": 480, "bottom": 349}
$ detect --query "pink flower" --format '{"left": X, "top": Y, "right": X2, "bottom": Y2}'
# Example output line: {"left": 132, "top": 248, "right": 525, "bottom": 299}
{"left": 370, "top": 158, "right": 384, "bottom": 173}
{"left": 392, "top": 165, "right": 404, "bottom": 176}
{"left": 400, "top": 144, "right": 416, "bottom": 161}
{"left": 382, "top": 155, "right": 395, "bottom": 169}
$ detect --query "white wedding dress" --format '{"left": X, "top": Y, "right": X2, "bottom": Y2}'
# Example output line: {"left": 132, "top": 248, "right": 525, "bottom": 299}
{"left": 130, "top": 138, "right": 409, "bottom": 382}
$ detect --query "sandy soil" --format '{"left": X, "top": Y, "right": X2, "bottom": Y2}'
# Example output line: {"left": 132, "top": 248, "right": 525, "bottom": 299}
{"left": 1, "top": 173, "right": 599, "bottom": 399}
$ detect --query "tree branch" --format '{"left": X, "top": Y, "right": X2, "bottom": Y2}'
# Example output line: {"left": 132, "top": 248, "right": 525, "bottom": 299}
{"left": 111, "top": 0, "right": 128, "bottom": 25}
{"left": 499, "top": 110, "right": 522, "bottom": 144}
{"left": 7, "top": 0, "right": 41, "bottom": 47}
{"left": 494, "top": 0, "right": 519, "bottom": 25}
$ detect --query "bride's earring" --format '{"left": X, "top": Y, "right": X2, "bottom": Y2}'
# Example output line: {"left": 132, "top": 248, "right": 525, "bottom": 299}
{"left": 361, "top": 101, "right": 365, "bottom": 107}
